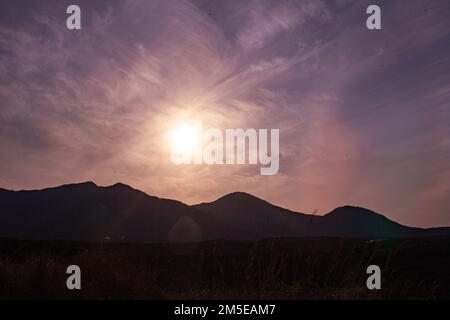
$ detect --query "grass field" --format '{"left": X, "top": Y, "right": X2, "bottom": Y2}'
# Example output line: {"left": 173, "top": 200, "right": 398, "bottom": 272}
{"left": 0, "top": 237, "right": 449, "bottom": 300}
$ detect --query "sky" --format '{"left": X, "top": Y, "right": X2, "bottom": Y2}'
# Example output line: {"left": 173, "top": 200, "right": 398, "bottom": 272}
{"left": 0, "top": 0, "right": 449, "bottom": 227}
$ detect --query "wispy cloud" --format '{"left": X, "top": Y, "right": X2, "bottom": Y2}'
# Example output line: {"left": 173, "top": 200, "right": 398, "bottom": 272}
{"left": 0, "top": 0, "right": 449, "bottom": 227}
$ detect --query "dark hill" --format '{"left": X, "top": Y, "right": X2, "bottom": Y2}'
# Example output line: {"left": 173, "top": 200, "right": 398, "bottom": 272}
{"left": 0, "top": 182, "right": 202, "bottom": 242}
{"left": 0, "top": 182, "right": 449, "bottom": 242}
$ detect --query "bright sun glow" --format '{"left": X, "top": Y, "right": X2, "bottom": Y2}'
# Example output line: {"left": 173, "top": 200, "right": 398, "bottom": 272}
{"left": 171, "top": 123, "right": 201, "bottom": 155}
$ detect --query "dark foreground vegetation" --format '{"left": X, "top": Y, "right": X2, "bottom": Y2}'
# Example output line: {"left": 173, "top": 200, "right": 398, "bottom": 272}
{"left": 0, "top": 237, "right": 449, "bottom": 300}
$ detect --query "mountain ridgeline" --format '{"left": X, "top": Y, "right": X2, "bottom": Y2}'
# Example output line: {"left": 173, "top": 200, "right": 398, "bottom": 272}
{"left": 0, "top": 182, "right": 449, "bottom": 243}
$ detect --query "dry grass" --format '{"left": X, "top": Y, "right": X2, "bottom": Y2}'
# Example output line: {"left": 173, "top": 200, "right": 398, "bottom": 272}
{"left": 0, "top": 237, "right": 449, "bottom": 300}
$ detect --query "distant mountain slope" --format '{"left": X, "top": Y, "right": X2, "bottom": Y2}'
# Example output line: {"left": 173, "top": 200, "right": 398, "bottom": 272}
{"left": 0, "top": 182, "right": 449, "bottom": 242}
{"left": 0, "top": 182, "right": 204, "bottom": 242}
{"left": 194, "top": 192, "right": 320, "bottom": 239}
{"left": 193, "top": 193, "right": 450, "bottom": 238}
{"left": 320, "top": 206, "right": 423, "bottom": 238}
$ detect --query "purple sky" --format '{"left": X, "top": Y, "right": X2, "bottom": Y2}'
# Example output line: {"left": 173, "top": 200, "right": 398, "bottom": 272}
{"left": 0, "top": 0, "right": 449, "bottom": 227}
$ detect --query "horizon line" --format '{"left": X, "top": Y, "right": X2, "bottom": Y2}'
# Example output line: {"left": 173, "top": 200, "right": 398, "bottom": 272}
{"left": 3, "top": 180, "right": 447, "bottom": 230}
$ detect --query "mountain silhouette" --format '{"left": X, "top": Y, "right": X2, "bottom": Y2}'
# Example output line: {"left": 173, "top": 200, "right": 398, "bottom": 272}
{"left": 0, "top": 182, "right": 449, "bottom": 242}
{"left": 0, "top": 182, "right": 201, "bottom": 242}
{"left": 194, "top": 192, "right": 319, "bottom": 239}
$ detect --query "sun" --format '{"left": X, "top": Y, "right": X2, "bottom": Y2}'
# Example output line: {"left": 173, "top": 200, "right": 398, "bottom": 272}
{"left": 171, "top": 123, "right": 201, "bottom": 155}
